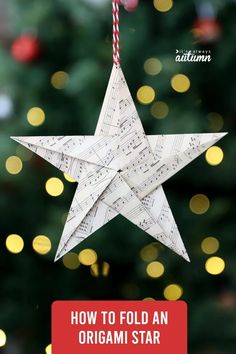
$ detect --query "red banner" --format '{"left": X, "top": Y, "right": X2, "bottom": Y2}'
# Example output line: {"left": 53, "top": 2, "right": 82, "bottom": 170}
{"left": 52, "top": 300, "right": 187, "bottom": 354}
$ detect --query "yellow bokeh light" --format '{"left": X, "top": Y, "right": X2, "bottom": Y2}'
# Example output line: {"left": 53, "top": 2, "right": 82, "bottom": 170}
{"left": 45, "top": 177, "right": 64, "bottom": 197}
{"left": 0, "top": 329, "right": 6, "bottom": 347}
{"left": 6, "top": 234, "right": 24, "bottom": 254}
{"left": 189, "top": 194, "right": 210, "bottom": 215}
{"left": 146, "top": 261, "right": 165, "bottom": 278}
{"left": 201, "top": 237, "right": 219, "bottom": 255}
{"left": 32, "top": 235, "right": 52, "bottom": 255}
{"left": 79, "top": 249, "right": 97, "bottom": 266}
{"left": 16, "top": 145, "right": 33, "bottom": 161}
{"left": 102, "top": 261, "right": 110, "bottom": 277}
{"left": 207, "top": 112, "right": 224, "bottom": 132}
{"left": 164, "top": 284, "right": 183, "bottom": 300}
{"left": 151, "top": 101, "right": 169, "bottom": 119}
{"left": 51, "top": 71, "right": 69, "bottom": 90}
{"left": 140, "top": 243, "right": 159, "bottom": 262}
{"left": 144, "top": 58, "right": 162, "bottom": 76}
{"left": 205, "top": 256, "right": 225, "bottom": 275}
{"left": 5, "top": 155, "right": 23, "bottom": 175}
{"left": 205, "top": 146, "right": 224, "bottom": 166}
{"left": 62, "top": 252, "right": 80, "bottom": 270}
{"left": 91, "top": 263, "right": 99, "bottom": 277}
{"left": 64, "top": 173, "right": 76, "bottom": 183}
{"left": 143, "top": 297, "right": 155, "bottom": 301}
{"left": 153, "top": 0, "right": 173, "bottom": 12}
{"left": 90, "top": 262, "right": 110, "bottom": 277}
{"left": 137, "top": 85, "right": 155, "bottom": 105}
{"left": 45, "top": 344, "right": 52, "bottom": 354}
{"left": 171, "top": 74, "right": 190, "bottom": 93}
{"left": 27, "top": 107, "right": 45, "bottom": 127}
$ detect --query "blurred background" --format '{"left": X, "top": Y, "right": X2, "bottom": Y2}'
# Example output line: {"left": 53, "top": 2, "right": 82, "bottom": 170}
{"left": 0, "top": 0, "right": 235, "bottom": 353}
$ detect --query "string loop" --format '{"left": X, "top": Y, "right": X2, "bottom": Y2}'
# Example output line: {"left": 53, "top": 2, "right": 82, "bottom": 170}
{"left": 112, "top": 0, "right": 120, "bottom": 65}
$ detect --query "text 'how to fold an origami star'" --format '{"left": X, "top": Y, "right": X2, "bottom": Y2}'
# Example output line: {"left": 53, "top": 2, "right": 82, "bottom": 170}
{"left": 12, "top": 65, "right": 227, "bottom": 262}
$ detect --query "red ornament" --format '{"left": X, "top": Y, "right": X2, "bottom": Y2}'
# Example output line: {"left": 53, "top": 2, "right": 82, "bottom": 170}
{"left": 11, "top": 35, "right": 41, "bottom": 63}
{"left": 192, "top": 18, "right": 221, "bottom": 43}
{"left": 218, "top": 291, "right": 236, "bottom": 310}
{"left": 119, "top": 0, "right": 139, "bottom": 12}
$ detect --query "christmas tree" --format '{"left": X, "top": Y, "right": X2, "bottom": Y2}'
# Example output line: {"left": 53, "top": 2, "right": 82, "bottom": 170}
{"left": 0, "top": 0, "right": 235, "bottom": 353}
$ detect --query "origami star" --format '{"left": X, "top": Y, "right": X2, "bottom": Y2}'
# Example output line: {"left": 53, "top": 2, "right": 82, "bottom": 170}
{"left": 12, "top": 65, "right": 226, "bottom": 262}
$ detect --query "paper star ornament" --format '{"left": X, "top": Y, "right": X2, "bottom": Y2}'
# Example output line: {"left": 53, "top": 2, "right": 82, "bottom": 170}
{"left": 12, "top": 65, "right": 226, "bottom": 262}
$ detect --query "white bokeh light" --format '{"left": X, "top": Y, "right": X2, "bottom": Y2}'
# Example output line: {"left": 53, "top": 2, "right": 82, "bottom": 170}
{"left": 0, "top": 94, "right": 13, "bottom": 119}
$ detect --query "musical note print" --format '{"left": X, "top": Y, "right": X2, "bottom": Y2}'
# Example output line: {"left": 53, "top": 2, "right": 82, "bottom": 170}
{"left": 11, "top": 64, "right": 227, "bottom": 262}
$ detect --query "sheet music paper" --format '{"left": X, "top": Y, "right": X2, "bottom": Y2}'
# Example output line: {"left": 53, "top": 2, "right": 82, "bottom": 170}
{"left": 12, "top": 65, "right": 227, "bottom": 262}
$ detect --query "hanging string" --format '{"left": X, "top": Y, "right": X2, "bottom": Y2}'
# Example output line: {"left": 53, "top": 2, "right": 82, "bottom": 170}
{"left": 112, "top": 0, "right": 120, "bottom": 65}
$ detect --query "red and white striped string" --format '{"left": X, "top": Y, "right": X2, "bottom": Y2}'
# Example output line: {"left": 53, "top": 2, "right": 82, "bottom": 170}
{"left": 112, "top": 0, "right": 120, "bottom": 65}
